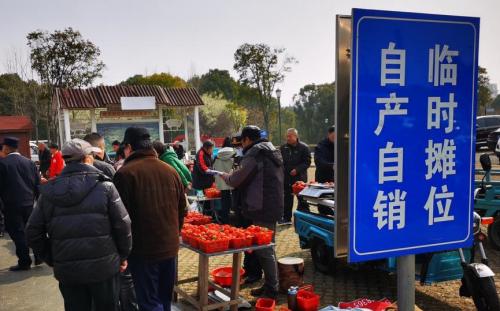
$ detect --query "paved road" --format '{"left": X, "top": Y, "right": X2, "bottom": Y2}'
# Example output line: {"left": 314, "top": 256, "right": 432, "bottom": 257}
{"left": 1, "top": 164, "right": 500, "bottom": 310}
{"left": 3, "top": 223, "right": 499, "bottom": 310}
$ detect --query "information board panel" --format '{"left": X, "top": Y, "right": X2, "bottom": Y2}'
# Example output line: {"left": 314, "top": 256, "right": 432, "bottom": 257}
{"left": 349, "top": 9, "right": 479, "bottom": 262}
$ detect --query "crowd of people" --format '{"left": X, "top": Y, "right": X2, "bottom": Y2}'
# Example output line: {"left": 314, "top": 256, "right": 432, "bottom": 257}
{"left": 0, "top": 124, "right": 335, "bottom": 311}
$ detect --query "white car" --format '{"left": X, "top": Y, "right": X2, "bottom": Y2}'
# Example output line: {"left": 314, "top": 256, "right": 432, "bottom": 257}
{"left": 30, "top": 142, "right": 39, "bottom": 163}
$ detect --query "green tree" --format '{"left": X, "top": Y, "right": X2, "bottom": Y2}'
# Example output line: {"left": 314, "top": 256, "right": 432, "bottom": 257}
{"left": 270, "top": 106, "right": 296, "bottom": 145}
{"left": 27, "top": 27, "right": 105, "bottom": 141}
{"left": 0, "top": 73, "right": 49, "bottom": 139}
{"left": 294, "top": 83, "right": 335, "bottom": 144}
{"left": 199, "top": 94, "right": 247, "bottom": 137}
{"left": 189, "top": 69, "right": 238, "bottom": 100}
{"left": 122, "top": 72, "right": 187, "bottom": 88}
{"left": 492, "top": 95, "right": 500, "bottom": 112}
{"left": 478, "top": 66, "right": 493, "bottom": 115}
{"left": 233, "top": 43, "right": 296, "bottom": 134}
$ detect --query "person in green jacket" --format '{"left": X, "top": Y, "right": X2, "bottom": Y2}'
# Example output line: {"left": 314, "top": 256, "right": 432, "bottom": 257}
{"left": 153, "top": 141, "right": 192, "bottom": 189}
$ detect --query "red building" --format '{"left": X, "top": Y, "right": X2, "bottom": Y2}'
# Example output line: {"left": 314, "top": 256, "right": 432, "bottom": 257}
{"left": 0, "top": 116, "right": 33, "bottom": 158}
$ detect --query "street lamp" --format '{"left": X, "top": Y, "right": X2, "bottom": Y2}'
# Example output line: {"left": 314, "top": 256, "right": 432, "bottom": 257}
{"left": 276, "top": 88, "right": 282, "bottom": 144}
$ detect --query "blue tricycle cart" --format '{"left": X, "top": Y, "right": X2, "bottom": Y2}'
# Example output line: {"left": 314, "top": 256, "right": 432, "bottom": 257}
{"left": 294, "top": 185, "right": 470, "bottom": 284}
{"left": 474, "top": 169, "right": 500, "bottom": 250}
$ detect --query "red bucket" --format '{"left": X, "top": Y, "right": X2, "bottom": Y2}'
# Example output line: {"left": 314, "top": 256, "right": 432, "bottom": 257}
{"left": 255, "top": 298, "right": 276, "bottom": 311}
{"left": 210, "top": 267, "right": 245, "bottom": 287}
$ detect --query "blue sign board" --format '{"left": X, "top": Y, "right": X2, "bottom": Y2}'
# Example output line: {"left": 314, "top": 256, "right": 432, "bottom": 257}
{"left": 349, "top": 9, "right": 480, "bottom": 262}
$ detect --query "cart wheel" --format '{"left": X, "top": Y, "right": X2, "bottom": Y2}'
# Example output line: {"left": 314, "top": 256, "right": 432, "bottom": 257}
{"left": 311, "top": 238, "right": 335, "bottom": 274}
{"left": 471, "top": 276, "right": 500, "bottom": 311}
{"left": 487, "top": 218, "right": 500, "bottom": 251}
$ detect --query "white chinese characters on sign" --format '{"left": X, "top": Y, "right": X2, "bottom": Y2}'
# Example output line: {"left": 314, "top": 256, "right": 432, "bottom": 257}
{"left": 373, "top": 189, "right": 407, "bottom": 230}
{"left": 381, "top": 42, "right": 406, "bottom": 86}
{"left": 428, "top": 44, "right": 459, "bottom": 86}
{"left": 424, "top": 185, "right": 455, "bottom": 225}
{"left": 374, "top": 93, "right": 409, "bottom": 136}
{"left": 379, "top": 141, "right": 404, "bottom": 184}
{"left": 428, "top": 93, "right": 457, "bottom": 133}
{"left": 425, "top": 139, "right": 456, "bottom": 180}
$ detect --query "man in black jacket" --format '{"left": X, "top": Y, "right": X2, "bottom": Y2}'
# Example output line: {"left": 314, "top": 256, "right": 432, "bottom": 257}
{"left": 84, "top": 133, "right": 116, "bottom": 179}
{"left": 280, "top": 128, "right": 311, "bottom": 224}
{"left": 222, "top": 126, "right": 284, "bottom": 299}
{"left": 315, "top": 126, "right": 335, "bottom": 183}
{"left": 0, "top": 137, "right": 40, "bottom": 271}
{"left": 26, "top": 138, "right": 132, "bottom": 311}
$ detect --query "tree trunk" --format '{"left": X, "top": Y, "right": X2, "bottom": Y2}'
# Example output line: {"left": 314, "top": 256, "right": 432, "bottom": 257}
{"left": 46, "top": 100, "right": 51, "bottom": 142}
{"left": 263, "top": 110, "right": 270, "bottom": 137}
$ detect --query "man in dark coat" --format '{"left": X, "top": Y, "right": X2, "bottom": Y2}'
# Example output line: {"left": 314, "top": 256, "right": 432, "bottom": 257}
{"left": 0, "top": 137, "right": 40, "bottom": 271}
{"left": 222, "top": 125, "right": 284, "bottom": 299}
{"left": 315, "top": 126, "right": 335, "bottom": 183}
{"left": 84, "top": 133, "right": 116, "bottom": 179}
{"left": 38, "top": 142, "right": 51, "bottom": 178}
{"left": 84, "top": 132, "right": 113, "bottom": 164}
{"left": 114, "top": 127, "right": 186, "bottom": 311}
{"left": 26, "top": 138, "right": 132, "bottom": 311}
{"left": 280, "top": 128, "right": 311, "bottom": 224}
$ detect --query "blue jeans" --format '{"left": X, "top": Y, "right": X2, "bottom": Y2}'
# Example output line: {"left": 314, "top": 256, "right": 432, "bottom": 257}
{"left": 128, "top": 256, "right": 176, "bottom": 311}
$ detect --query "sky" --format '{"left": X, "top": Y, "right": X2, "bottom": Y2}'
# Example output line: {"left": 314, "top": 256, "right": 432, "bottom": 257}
{"left": 0, "top": 0, "right": 499, "bottom": 106}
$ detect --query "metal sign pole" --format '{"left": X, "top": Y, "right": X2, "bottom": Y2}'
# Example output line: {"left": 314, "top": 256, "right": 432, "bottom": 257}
{"left": 397, "top": 255, "right": 415, "bottom": 311}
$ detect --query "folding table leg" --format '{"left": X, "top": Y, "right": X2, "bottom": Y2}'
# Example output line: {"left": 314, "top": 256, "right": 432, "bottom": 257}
{"left": 230, "top": 252, "right": 243, "bottom": 311}
{"left": 173, "top": 256, "right": 178, "bottom": 302}
{"left": 198, "top": 254, "right": 209, "bottom": 310}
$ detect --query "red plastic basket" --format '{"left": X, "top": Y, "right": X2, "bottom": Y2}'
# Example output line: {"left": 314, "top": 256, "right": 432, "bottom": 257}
{"left": 255, "top": 298, "right": 276, "bottom": 311}
{"left": 296, "top": 289, "right": 320, "bottom": 311}
{"left": 253, "top": 231, "right": 273, "bottom": 245}
{"left": 211, "top": 267, "right": 245, "bottom": 287}
{"left": 181, "top": 232, "right": 190, "bottom": 243}
{"left": 229, "top": 236, "right": 253, "bottom": 249}
{"left": 189, "top": 236, "right": 199, "bottom": 248}
{"left": 181, "top": 233, "right": 199, "bottom": 248}
{"left": 197, "top": 238, "right": 230, "bottom": 253}
{"left": 191, "top": 217, "right": 212, "bottom": 225}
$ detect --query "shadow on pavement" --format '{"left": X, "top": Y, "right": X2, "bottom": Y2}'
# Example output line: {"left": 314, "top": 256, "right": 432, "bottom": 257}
{"left": 0, "top": 235, "right": 54, "bottom": 285}
{"left": 1, "top": 236, "right": 17, "bottom": 257}
{"left": 0, "top": 264, "right": 54, "bottom": 285}
{"left": 415, "top": 290, "right": 465, "bottom": 311}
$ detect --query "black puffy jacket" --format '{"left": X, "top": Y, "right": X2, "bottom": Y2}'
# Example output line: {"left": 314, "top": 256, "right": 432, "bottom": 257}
{"left": 26, "top": 163, "right": 132, "bottom": 284}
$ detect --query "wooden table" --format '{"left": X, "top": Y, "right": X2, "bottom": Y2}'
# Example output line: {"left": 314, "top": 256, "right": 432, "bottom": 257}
{"left": 174, "top": 242, "right": 275, "bottom": 311}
